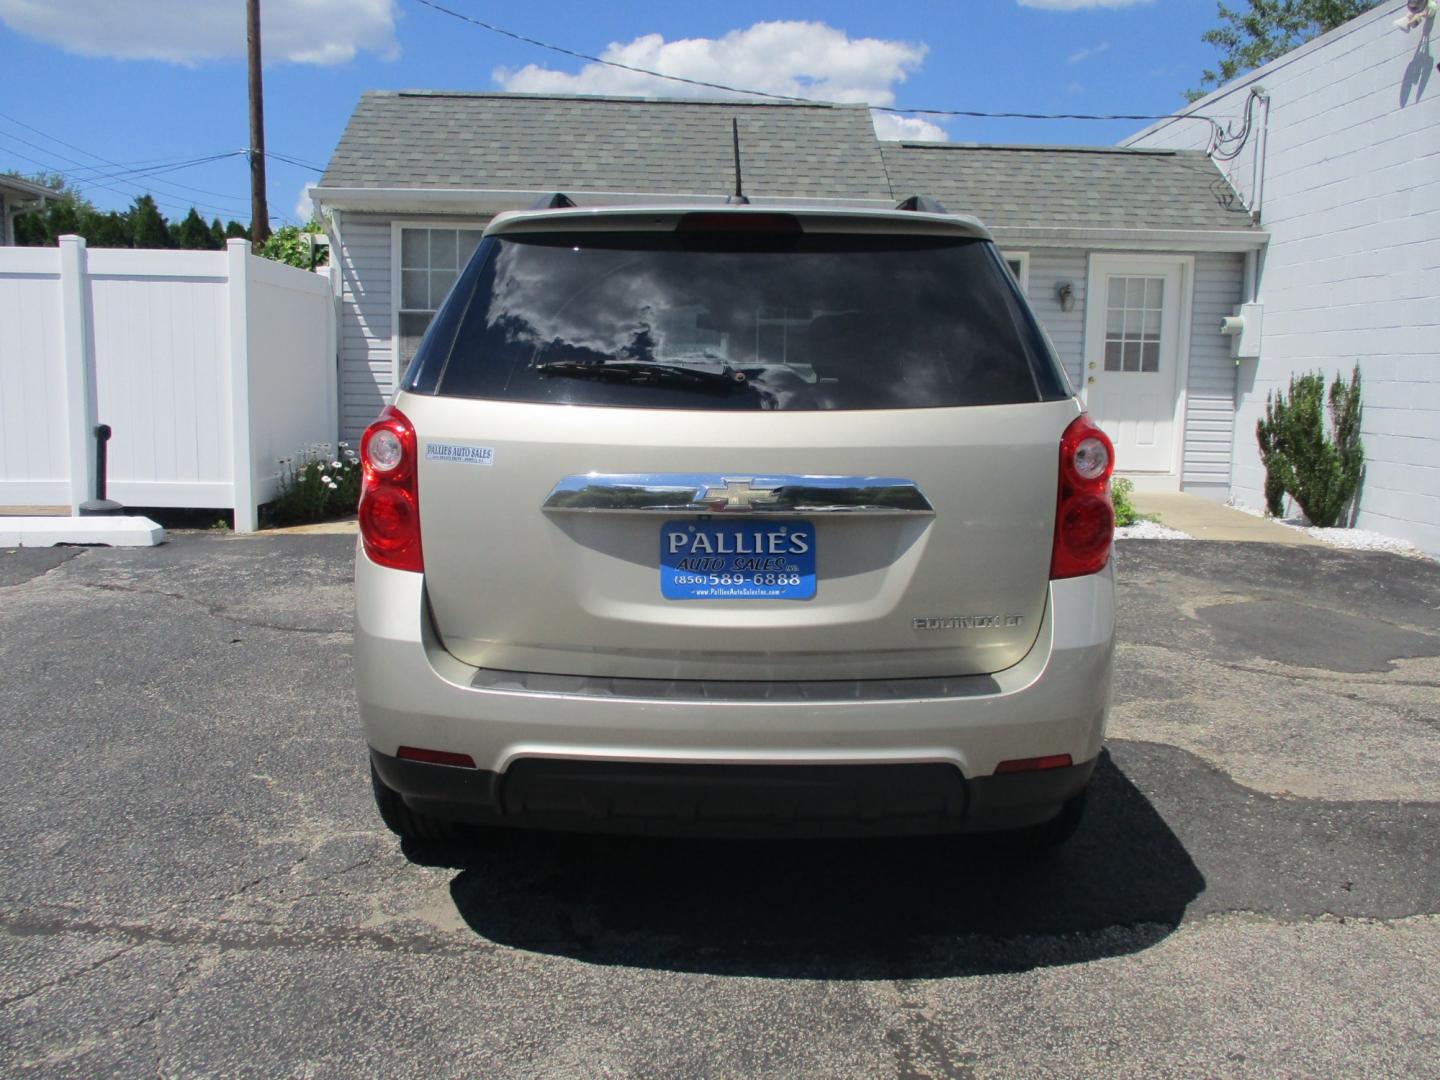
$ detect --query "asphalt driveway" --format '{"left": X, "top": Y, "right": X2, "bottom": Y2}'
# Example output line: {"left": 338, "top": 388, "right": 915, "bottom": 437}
{"left": 0, "top": 535, "right": 1436, "bottom": 1077}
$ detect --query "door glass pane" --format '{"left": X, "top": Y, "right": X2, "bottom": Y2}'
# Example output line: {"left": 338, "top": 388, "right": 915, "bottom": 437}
{"left": 401, "top": 229, "right": 428, "bottom": 269}
{"left": 1100, "top": 274, "right": 1166, "bottom": 377}
{"left": 430, "top": 230, "right": 458, "bottom": 270}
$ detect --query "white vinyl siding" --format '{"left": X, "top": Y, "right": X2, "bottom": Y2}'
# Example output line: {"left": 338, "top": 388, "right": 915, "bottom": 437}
{"left": 1183, "top": 251, "right": 1244, "bottom": 491}
{"left": 1026, "top": 249, "right": 1088, "bottom": 389}
{"left": 337, "top": 213, "right": 395, "bottom": 442}
{"left": 1026, "top": 247, "right": 1241, "bottom": 488}
{"left": 336, "top": 214, "right": 491, "bottom": 442}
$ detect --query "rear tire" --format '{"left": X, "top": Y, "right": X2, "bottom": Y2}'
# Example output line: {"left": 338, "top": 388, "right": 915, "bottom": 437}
{"left": 370, "top": 762, "right": 469, "bottom": 842}
{"left": 1007, "top": 789, "right": 1087, "bottom": 852}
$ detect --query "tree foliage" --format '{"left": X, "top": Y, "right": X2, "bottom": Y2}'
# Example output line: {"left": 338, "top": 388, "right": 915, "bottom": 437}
{"left": 1187, "top": 0, "right": 1381, "bottom": 100}
{"left": 258, "top": 222, "right": 328, "bottom": 269}
{"left": 5, "top": 172, "right": 249, "bottom": 249}
{"left": 1256, "top": 366, "right": 1364, "bottom": 527}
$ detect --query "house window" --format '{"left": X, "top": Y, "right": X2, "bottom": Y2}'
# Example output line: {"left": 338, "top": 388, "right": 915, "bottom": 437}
{"left": 1103, "top": 276, "right": 1164, "bottom": 373}
{"left": 397, "top": 226, "right": 484, "bottom": 370}
{"left": 1002, "top": 252, "right": 1029, "bottom": 294}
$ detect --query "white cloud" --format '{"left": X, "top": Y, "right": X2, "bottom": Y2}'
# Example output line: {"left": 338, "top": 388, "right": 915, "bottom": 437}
{"left": 1067, "top": 42, "right": 1110, "bottom": 64}
{"left": 0, "top": 0, "right": 398, "bottom": 66}
{"left": 494, "top": 21, "right": 946, "bottom": 142}
{"left": 872, "top": 112, "right": 947, "bottom": 141}
{"left": 1018, "top": 0, "right": 1150, "bottom": 10}
{"left": 295, "top": 182, "right": 316, "bottom": 223}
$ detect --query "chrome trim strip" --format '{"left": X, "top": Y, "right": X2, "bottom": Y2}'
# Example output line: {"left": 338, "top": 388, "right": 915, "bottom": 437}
{"left": 541, "top": 473, "right": 935, "bottom": 515}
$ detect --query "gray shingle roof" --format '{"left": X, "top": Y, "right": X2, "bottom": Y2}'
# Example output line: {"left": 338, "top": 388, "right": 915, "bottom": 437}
{"left": 320, "top": 91, "right": 893, "bottom": 200}
{"left": 320, "top": 91, "right": 1254, "bottom": 232}
{"left": 881, "top": 142, "right": 1253, "bottom": 231}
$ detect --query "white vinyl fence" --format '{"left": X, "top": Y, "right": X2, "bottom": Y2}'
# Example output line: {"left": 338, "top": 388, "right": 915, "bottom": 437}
{"left": 0, "top": 237, "right": 337, "bottom": 531}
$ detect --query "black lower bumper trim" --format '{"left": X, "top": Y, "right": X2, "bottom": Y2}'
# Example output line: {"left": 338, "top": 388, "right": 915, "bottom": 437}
{"left": 371, "top": 750, "right": 1095, "bottom": 838}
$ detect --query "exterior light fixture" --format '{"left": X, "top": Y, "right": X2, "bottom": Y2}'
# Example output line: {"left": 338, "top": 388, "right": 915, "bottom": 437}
{"left": 1056, "top": 281, "right": 1076, "bottom": 312}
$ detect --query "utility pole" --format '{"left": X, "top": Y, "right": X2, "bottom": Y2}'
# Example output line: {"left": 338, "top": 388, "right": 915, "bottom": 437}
{"left": 246, "top": 0, "right": 270, "bottom": 248}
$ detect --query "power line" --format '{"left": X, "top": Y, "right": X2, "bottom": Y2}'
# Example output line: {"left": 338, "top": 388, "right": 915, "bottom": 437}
{"left": 409, "top": 0, "right": 1225, "bottom": 141}
{"left": 263, "top": 150, "right": 326, "bottom": 172}
{"left": 0, "top": 142, "right": 279, "bottom": 223}
{"left": 0, "top": 110, "right": 253, "bottom": 212}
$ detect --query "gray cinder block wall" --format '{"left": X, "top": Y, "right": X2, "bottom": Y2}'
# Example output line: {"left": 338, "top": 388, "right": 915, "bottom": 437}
{"left": 1125, "top": 5, "right": 1440, "bottom": 554}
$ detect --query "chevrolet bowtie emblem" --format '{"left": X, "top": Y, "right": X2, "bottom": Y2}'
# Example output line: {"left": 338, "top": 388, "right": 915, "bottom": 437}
{"left": 701, "top": 478, "right": 781, "bottom": 511}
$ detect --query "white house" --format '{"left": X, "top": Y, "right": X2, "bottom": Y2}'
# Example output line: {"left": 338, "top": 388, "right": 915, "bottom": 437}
{"left": 311, "top": 92, "right": 1266, "bottom": 493}
{"left": 1125, "top": 2, "right": 1439, "bottom": 554}
{"left": 0, "top": 174, "right": 53, "bottom": 246}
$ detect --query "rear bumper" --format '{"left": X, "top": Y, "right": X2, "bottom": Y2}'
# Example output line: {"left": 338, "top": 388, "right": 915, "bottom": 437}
{"left": 371, "top": 749, "right": 1096, "bottom": 837}
{"left": 355, "top": 548, "right": 1114, "bottom": 834}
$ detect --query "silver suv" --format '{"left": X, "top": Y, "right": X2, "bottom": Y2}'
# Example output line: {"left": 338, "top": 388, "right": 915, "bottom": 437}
{"left": 355, "top": 198, "right": 1116, "bottom": 845}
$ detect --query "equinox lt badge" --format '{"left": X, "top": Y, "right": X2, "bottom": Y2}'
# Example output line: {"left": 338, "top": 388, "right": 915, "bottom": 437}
{"left": 913, "top": 615, "right": 1024, "bottom": 631}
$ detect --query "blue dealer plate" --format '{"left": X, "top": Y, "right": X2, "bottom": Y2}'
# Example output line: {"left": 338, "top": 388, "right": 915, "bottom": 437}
{"left": 660, "top": 520, "right": 816, "bottom": 600}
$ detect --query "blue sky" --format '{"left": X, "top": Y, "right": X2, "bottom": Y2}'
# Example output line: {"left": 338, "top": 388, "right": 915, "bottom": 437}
{"left": 0, "top": 1, "right": 1237, "bottom": 226}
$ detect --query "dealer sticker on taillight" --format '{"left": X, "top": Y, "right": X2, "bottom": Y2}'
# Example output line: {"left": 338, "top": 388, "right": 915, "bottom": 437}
{"left": 660, "top": 520, "right": 816, "bottom": 600}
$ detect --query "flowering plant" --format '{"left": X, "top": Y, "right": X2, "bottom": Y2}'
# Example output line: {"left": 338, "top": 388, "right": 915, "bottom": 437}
{"left": 265, "top": 441, "right": 362, "bottom": 525}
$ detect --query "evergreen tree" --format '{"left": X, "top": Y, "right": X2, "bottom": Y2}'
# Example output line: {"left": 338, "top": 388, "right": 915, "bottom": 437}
{"left": 210, "top": 217, "right": 227, "bottom": 247}
{"left": 129, "top": 194, "right": 173, "bottom": 249}
{"left": 80, "top": 209, "right": 132, "bottom": 249}
{"left": 1186, "top": 0, "right": 1380, "bottom": 100}
{"left": 175, "top": 207, "right": 220, "bottom": 249}
{"left": 224, "top": 220, "right": 249, "bottom": 240}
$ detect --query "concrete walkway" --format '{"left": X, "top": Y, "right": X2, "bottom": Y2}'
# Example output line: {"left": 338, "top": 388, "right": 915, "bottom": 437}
{"left": 1130, "top": 491, "right": 1323, "bottom": 545}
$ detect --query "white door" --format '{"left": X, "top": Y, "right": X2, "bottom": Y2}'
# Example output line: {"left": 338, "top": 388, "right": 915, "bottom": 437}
{"left": 1082, "top": 256, "right": 1188, "bottom": 475}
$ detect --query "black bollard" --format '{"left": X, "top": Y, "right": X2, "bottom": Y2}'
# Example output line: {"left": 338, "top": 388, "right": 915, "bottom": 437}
{"left": 78, "top": 423, "right": 125, "bottom": 517}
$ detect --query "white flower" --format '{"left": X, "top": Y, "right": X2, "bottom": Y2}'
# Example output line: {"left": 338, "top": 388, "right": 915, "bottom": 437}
{"left": 331, "top": 461, "right": 342, "bottom": 469}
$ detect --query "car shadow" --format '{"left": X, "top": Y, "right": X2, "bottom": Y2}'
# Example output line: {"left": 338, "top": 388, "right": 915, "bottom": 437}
{"left": 403, "top": 749, "right": 1203, "bottom": 978}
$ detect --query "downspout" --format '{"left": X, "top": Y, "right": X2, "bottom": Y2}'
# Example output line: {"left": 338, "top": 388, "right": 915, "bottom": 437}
{"left": 322, "top": 205, "right": 345, "bottom": 441}
{"left": 1249, "top": 88, "right": 1270, "bottom": 226}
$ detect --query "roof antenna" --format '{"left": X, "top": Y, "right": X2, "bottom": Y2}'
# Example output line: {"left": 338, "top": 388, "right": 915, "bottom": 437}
{"left": 726, "top": 118, "right": 749, "bottom": 205}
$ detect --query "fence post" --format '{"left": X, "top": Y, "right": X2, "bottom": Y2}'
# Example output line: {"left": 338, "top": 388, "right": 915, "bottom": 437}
{"left": 226, "top": 238, "right": 257, "bottom": 532}
{"left": 57, "top": 234, "right": 95, "bottom": 515}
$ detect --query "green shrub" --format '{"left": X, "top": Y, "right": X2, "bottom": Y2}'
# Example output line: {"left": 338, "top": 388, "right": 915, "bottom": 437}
{"left": 1255, "top": 366, "right": 1363, "bottom": 528}
{"left": 1111, "top": 477, "right": 1140, "bottom": 527}
{"left": 265, "top": 442, "right": 360, "bottom": 525}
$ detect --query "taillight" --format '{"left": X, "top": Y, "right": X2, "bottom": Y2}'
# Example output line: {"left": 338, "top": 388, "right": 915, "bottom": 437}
{"left": 1050, "top": 414, "right": 1115, "bottom": 580}
{"left": 359, "top": 405, "right": 422, "bottom": 573}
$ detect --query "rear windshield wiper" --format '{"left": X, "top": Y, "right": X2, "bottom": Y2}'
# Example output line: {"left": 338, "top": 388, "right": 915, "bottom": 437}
{"left": 533, "top": 360, "right": 752, "bottom": 393}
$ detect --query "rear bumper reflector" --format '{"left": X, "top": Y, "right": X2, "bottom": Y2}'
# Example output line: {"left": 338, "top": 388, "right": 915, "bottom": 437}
{"left": 396, "top": 745, "right": 477, "bottom": 769}
{"left": 993, "top": 753, "right": 1073, "bottom": 775}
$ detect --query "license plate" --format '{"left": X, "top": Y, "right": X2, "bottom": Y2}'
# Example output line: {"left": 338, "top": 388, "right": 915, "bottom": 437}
{"left": 660, "top": 520, "right": 816, "bottom": 600}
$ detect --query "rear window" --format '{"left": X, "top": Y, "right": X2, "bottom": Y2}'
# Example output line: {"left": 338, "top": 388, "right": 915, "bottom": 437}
{"left": 403, "top": 226, "right": 1070, "bottom": 410}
